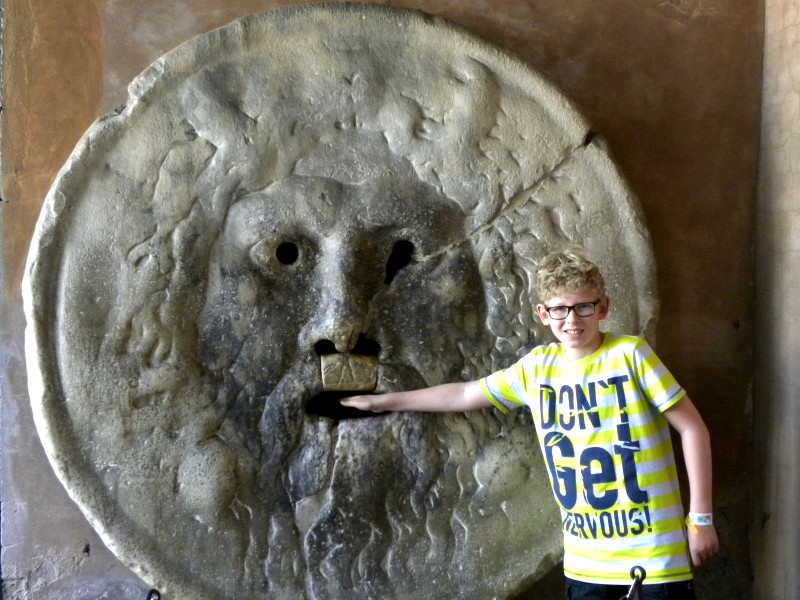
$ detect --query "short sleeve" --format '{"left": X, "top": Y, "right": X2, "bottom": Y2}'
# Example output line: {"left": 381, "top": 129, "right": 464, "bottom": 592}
{"left": 631, "top": 339, "right": 687, "bottom": 412}
{"left": 479, "top": 357, "right": 530, "bottom": 413}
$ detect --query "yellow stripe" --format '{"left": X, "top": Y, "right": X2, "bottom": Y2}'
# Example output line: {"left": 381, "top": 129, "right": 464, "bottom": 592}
{"left": 564, "top": 539, "right": 688, "bottom": 562}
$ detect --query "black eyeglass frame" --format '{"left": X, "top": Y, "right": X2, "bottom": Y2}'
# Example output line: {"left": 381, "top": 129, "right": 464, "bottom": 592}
{"left": 543, "top": 299, "right": 602, "bottom": 320}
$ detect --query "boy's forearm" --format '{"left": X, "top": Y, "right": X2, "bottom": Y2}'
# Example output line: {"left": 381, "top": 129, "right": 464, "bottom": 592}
{"left": 682, "top": 422, "right": 720, "bottom": 567}
{"left": 342, "top": 380, "right": 489, "bottom": 413}
{"left": 681, "top": 421, "right": 714, "bottom": 513}
{"left": 665, "top": 396, "right": 720, "bottom": 566}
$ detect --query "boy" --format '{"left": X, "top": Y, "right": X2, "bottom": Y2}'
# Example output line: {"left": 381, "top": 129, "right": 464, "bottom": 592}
{"left": 342, "top": 248, "right": 719, "bottom": 599}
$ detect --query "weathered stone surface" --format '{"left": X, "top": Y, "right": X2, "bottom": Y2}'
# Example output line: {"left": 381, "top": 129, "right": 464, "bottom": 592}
{"left": 754, "top": 2, "right": 800, "bottom": 598}
{"left": 22, "top": 4, "right": 656, "bottom": 599}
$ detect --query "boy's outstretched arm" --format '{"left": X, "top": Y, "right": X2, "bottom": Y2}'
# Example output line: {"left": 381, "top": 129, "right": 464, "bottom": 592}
{"left": 340, "top": 380, "right": 491, "bottom": 413}
{"left": 664, "top": 396, "right": 720, "bottom": 568}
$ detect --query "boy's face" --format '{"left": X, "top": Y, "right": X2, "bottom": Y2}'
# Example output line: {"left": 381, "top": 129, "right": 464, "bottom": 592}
{"left": 536, "top": 287, "right": 610, "bottom": 359}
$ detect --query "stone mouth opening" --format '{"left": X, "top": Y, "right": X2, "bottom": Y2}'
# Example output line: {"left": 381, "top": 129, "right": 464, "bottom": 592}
{"left": 305, "top": 390, "right": 379, "bottom": 421}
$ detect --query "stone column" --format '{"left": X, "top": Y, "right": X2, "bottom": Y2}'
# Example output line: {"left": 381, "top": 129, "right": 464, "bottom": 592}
{"left": 755, "top": 1, "right": 800, "bottom": 598}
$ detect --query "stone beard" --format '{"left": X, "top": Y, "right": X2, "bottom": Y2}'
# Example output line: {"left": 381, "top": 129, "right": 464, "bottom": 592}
{"left": 24, "top": 5, "right": 656, "bottom": 599}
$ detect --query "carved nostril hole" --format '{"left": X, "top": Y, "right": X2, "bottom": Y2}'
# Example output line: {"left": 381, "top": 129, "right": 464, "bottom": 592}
{"left": 385, "top": 239, "right": 414, "bottom": 284}
{"left": 315, "top": 340, "right": 337, "bottom": 355}
{"left": 276, "top": 241, "right": 299, "bottom": 265}
{"left": 352, "top": 336, "right": 380, "bottom": 356}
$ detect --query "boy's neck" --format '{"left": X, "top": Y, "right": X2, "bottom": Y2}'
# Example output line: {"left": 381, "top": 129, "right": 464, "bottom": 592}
{"left": 562, "top": 331, "right": 605, "bottom": 360}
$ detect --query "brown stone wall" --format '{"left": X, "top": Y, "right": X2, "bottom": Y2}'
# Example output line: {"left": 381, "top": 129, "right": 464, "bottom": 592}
{"left": 1, "top": 1, "right": 761, "bottom": 598}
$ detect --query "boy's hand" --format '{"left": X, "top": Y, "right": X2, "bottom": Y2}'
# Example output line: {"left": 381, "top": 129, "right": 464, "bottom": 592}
{"left": 688, "top": 525, "right": 719, "bottom": 568}
{"left": 340, "top": 394, "right": 382, "bottom": 412}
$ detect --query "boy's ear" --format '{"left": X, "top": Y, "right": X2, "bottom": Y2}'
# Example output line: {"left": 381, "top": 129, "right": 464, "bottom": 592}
{"left": 535, "top": 303, "right": 550, "bottom": 323}
{"left": 598, "top": 296, "right": 611, "bottom": 319}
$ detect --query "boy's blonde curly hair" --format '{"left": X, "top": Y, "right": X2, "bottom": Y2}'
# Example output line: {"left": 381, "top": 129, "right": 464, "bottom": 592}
{"left": 535, "top": 247, "right": 606, "bottom": 302}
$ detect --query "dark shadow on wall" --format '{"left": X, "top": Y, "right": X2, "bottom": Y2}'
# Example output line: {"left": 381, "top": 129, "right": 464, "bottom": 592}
{"left": 512, "top": 563, "right": 564, "bottom": 600}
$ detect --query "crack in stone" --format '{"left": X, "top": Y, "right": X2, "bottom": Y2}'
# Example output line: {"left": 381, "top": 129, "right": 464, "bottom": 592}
{"left": 416, "top": 139, "right": 590, "bottom": 261}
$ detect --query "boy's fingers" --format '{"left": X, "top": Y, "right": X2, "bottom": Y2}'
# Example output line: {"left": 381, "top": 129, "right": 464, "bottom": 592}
{"left": 340, "top": 395, "right": 374, "bottom": 411}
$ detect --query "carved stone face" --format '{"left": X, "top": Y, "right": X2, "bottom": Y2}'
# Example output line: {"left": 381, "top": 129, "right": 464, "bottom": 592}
{"left": 158, "top": 171, "right": 505, "bottom": 598}
{"left": 199, "top": 173, "right": 485, "bottom": 402}
{"left": 189, "top": 174, "right": 497, "bottom": 593}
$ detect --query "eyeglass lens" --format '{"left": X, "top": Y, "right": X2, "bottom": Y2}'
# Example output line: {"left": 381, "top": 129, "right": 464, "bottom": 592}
{"left": 546, "top": 301, "right": 598, "bottom": 319}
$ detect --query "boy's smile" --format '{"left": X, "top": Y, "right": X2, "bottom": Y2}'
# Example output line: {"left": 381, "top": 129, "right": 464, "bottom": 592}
{"left": 536, "top": 288, "right": 610, "bottom": 360}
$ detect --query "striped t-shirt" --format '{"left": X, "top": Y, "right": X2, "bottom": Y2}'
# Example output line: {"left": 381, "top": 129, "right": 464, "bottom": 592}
{"left": 480, "top": 333, "right": 692, "bottom": 585}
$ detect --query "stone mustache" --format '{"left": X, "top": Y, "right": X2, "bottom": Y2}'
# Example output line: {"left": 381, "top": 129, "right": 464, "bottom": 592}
{"left": 22, "top": 4, "right": 657, "bottom": 599}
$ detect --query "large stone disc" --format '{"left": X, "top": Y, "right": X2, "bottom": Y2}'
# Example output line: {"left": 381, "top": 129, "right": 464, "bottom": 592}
{"left": 23, "top": 4, "right": 657, "bottom": 599}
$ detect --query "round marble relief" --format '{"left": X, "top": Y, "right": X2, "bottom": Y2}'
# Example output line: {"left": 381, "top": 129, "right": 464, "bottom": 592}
{"left": 23, "top": 4, "right": 657, "bottom": 599}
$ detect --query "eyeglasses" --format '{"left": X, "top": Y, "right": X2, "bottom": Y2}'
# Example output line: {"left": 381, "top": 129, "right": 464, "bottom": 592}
{"left": 543, "top": 300, "right": 601, "bottom": 320}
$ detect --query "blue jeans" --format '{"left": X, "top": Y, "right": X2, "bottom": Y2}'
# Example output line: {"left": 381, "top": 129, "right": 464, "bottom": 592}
{"left": 565, "top": 578, "right": 696, "bottom": 600}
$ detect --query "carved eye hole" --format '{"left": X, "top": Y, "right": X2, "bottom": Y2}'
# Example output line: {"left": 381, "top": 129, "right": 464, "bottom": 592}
{"left": 385, "top": 239, "right": 414, "bottom": 284}
{"left": 275, "top": 241, "right": 299, "bottom": 265}
{"left": 250, "top": 238, "right": 305, "bottom": 273}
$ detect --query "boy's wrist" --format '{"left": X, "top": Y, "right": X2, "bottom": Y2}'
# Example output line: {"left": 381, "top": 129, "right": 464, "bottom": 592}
{"left": 686, "top": 512, "right": 713, "bottom": 525}
{"left": 685, "top": 512, "right": 713, "bottom": 535}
